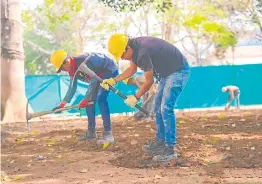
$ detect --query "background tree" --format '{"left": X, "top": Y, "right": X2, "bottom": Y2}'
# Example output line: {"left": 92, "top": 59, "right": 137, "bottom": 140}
{"left": 252, "top": 0, "right": 262, "bottom": 41}
{"left": 21, "top": 0, "right": 261, "bottom": 74}
{"left": 22, "top": 0, "right": 127, "bottom": 74}
{"left": 1, "top": 0, "right": 27, "bottom": 122}
{"left": 100, "top": 0, "right": 239, "bottom": 66}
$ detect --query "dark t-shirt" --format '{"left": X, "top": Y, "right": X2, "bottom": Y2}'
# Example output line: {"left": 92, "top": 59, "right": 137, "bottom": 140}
{"left": 131, "top": 37, "right": 188, "bottom": 77}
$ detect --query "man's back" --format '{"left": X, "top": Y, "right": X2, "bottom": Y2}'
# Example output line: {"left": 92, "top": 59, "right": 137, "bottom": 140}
{"left": 131, "top": 37, "right": 188, "bottom": 77}
{"left": 224, "top": 85, "right": 239, "bottom": 92}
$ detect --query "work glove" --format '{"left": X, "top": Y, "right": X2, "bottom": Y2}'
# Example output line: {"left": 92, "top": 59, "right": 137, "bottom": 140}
{"left": 52, "top": 101, "right": 67, "bottom": 111}
{"left": 100, "top": 78, "right": 117, "bottom": 91}
{"left": 124, "top": 95, "right": 138, "bottom": 108}
{"left": 123, "top": 78, "right": 130, "bottom": 85}
{"left": 78, "top": 99, "right": 88, "bottom": 108}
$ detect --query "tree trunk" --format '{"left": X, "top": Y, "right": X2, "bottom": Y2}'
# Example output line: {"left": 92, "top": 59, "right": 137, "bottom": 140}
{"left": 1, "top": 0, "right": 27, "bottom": 122}
{"left": 163, "top": 21, "right": 173, "bottom": 42}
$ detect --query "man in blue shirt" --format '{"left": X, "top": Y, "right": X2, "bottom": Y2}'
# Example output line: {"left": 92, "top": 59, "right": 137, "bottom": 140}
{"left": 100, "top": 34, "right": 190, "bottom": 162}
{"left": 50, "top": 50, "right": 118, "bottom": 143}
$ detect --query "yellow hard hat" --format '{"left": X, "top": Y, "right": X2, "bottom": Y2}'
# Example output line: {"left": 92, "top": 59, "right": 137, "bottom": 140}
{"left": 108, "top": 33, "right": 128, "bottom": 62}
{"left": 50, "top": 50, "right": 67, "bottom": 72}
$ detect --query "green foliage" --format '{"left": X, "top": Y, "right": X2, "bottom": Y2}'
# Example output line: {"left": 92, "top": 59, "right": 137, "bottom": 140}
{"left": 22, "top": 0, "right": 257, "bottom": 71}
{"left": 24, "top": 32, "right": 57, "bottom": 74}
{"left": 184, "top": 15, "right": 208, "bottom": 28}
{"left": 252, "top": 0, "right": 262, "bottom": 30}
{"left": 214, "top": 32, "right": 237, "bottom": 47}
{"left": 39, "top": 0, "right": 83, "bottom": 31}
{"left": 23, "top": 0, "right": 121, "bottom": 74}
{"left": 181, "top": 3, "right": 237, "bottom": 47}
{"left": 257, "top": 0, "right": 262, "bottom": 13}
{"left": 203, "top": 22, "right": 223, "bottom": 33}
{"left": 22, "top": 10, "right": 34, "bottom": 31}
{"left": 22, "top": 0, "right": 84, "bottom": 74}
{"left": 99, "top": 0, "right": 172, "bottom": 12}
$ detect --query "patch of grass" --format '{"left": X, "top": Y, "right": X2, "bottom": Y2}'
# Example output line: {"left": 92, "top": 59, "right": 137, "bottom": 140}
{"left": 203, "top": 137, "right": 220, "bottom": 146}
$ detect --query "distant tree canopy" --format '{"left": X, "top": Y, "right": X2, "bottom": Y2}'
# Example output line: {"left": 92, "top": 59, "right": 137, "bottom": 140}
{"left": 22, "top": 0, "right": 119, "bottom": 74}
{"left": 22, "top": 0, "right": 260, "bottom": 73}
{"left": 99, "top": 0, "right": 172, "bottom": 12}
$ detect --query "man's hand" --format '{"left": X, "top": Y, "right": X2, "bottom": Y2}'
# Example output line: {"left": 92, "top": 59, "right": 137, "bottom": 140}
{"left": 79, "top": 99, "right": 88, "bottom": 108}
{"left": 52, "top": 101, "right": 67, "bottom": 111}
{"left": 124, "top": 95, "right": 138, "bottom": 108}
{"left": 100, "top": 78, "right": 117, "bottom": 91}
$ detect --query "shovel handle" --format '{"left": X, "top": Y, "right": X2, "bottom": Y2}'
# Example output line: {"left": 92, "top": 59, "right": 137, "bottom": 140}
{"left": 108, "top": 85, "right": 149, "bottom": 116}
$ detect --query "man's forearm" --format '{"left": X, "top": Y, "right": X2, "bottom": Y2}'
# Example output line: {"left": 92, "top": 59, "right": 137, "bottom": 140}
{"left": 63, "top": 78, "right": 77, "bottom": 103}
{"left": 127, "top": 78, "right": 137, "bottom": 86}
{"left": 135, "top": 80, "right": 153, "bottom": 99}
{"left": 114, "top": 67, "right": 136, "bottom": 82}
{"left": 63, "top": 86, "right": 76, "bottom": 103}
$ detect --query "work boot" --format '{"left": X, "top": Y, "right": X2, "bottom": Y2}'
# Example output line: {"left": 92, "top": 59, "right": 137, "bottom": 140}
{"left": 152, "top": 146, "right": 178, "bottom": 162}
{"left": 143, "top": 140, "right": 165, "bottom": 155}
{"left": 139, "top": 116, "right": 153, "bottom": 121}
{"left": 97, "top": 131, "right": 115, "bottom": 144}
{"left": 76, "top": 129, "right": 97, "bottom": 141}
{"left": 134, "top": 112, "right": 143, "bottom": 120}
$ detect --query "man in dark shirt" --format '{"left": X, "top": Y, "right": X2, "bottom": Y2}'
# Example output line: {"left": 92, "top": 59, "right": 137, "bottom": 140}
{"left": 50, "top": 50, "right": 118, "bottom": 144}
{"left": 100, "top": 34, "right": 190, "bottom": 162}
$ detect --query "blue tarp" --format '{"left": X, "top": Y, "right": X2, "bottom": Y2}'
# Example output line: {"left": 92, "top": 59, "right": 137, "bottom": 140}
{"left": 26, "top": 64, "right": 262, "bottom": 115}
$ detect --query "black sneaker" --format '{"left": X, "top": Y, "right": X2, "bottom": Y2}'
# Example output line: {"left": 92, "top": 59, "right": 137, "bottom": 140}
{"left": 76, "top": 130, "right": 97, "bottom": 141}
{"left": 152, "top": 146, "right": 178, "bottom": 162}
{"left": 143, "top": 140, "right": 165, "bottom": 155}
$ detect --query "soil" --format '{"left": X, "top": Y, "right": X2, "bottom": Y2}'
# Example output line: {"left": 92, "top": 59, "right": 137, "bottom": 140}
{"left": 1, "top": 109, "right": 262, "bottom": 184}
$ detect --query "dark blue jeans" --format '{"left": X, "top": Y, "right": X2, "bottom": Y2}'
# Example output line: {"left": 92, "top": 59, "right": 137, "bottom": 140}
{"left": 154, "top": 67, "right": 190, "bottom": 147}
{"left": 86, "top": 70, "right": 118, "bottom": 132}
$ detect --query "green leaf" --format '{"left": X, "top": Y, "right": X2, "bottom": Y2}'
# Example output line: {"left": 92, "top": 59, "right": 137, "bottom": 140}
{"left": 184, "top": 14, "right": 208, "bottom": 28}
{"left": 61, "top": 14, "right": 70, "bottom": 21}
{"left": 213, "top": 32, "right": 237, "bottom": 47}
{"left": 202, "top": 3, "right": 227, "bottom": 18}
{"left": 203, "top": 22, "right": 220, "bottom": 32}
{"left": 45, "top": 0, "right": 55, "bottom": 7}
{"left": 22, "top": 10, "right": 34, "bottom": 31}
{"left": 93, "top": 23, "right": 106, "bottom": 32}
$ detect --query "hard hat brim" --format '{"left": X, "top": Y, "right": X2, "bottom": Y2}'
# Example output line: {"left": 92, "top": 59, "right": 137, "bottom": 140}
{"left": 56, "top": 66, "right": 63, "bottom": 73}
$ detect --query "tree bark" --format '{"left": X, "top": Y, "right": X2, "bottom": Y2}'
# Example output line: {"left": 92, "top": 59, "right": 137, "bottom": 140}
{"left": 1, "top": 0, "right": 27, "bottom": 122}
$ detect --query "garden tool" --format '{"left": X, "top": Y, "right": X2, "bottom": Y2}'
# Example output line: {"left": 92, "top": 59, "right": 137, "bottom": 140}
{"left": 25, "top": 100, "right": 93, "bottom": 130}
{"left": 72, "top": 62, "right": 149, "bottom": 116}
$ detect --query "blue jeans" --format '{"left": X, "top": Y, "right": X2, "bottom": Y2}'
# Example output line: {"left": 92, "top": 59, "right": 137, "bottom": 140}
{"left": 86, "top": 70, "right": 118, "bottom": 132}
{"left": 154, "top": 68, "right": 190, "bottom": 147}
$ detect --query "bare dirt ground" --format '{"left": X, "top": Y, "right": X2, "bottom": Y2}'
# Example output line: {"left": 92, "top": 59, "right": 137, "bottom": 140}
{"left": 1, "top": 109, "right": 262, "bottom": 184}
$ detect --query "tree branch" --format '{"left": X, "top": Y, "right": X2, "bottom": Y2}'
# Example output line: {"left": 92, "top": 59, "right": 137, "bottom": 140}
{"left": 181, "top": 40, "right": 196, "bottom": 57}
{"left": 31, "top": 53, "right": 43, "bottom": 63}
{"left": 173, "top": 36, "right": 190, "bottom": 43}
{"left": 199, "top": 42, "right": 213, "bottom": 57}
{"left": 256, "top": 33, "right": 262, "bottom": 41}
{"left": 24, "top": 40, "right": 51, "bottom": 55}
